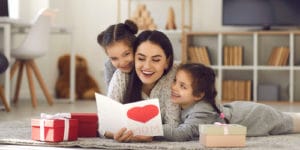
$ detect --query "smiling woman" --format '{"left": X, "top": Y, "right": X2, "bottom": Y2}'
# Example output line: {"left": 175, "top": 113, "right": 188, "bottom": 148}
{"left": 134, "top": 41, "right": 170, "bottom": 96}
{"left": 106, "top": 30, "right": 180, "bottom": 142}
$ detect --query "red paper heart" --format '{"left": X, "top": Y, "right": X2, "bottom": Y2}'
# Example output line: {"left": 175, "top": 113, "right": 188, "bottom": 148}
{"left": 127, "top": 105, "right": 159, "bottom": 123}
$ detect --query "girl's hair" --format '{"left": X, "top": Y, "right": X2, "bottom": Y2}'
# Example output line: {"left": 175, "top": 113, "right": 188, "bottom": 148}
{"left": 123, "top": 30, "right": 174, "bottom": 104}
{"left": 97, "top": 20, "right": 138, "bottom": 51}
{"left": 178, "top": 63, "right": 229, "bottom": 123}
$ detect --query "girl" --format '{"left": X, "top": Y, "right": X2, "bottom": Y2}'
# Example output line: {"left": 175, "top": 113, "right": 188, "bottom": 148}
{"left": 163, "top": 63, "right": 300, "bottom": 141}
{"left": 104, "top": 30, "right": 180, "bottom": 142}
{"left": 97, "top": 20, "right": 138, "bottom": 87}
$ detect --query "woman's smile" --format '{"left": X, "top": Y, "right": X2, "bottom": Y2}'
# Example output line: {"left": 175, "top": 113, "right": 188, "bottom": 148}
{"left": 141, "top": 70, "right": 155, "bottom": 77}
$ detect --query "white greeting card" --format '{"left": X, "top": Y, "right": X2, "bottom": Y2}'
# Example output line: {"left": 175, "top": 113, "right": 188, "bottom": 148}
{"left": 95, "top": 93, "right": 163, "bottom": 136}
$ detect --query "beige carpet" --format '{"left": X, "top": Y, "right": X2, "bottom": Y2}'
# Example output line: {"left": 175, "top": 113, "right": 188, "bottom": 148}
{"left": 0, "top": 119, "right": 299, "bottom": 150}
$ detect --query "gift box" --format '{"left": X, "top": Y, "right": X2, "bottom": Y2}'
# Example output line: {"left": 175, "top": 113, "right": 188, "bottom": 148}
{"left": 199, "top": 123, "right": 247, "bottom": 147}
{"left": 71, "top": 113, "right": 98, "bottom": 137}
{"left": 31, "top": 118, "right": 78, "bottom": 142}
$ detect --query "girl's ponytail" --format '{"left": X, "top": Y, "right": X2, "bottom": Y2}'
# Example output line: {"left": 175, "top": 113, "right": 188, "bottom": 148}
{"left": 212, "top": 104, "right": 230, "bottom": 124}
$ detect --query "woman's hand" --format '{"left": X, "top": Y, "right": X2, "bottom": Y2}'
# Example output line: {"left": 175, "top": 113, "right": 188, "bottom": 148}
{"left": 104, "top": 131, "right": 114, "bottom": 139}
{"left": 111, "top": 128, "right": 153, "bottom": 142}
{"left": 114, "top": 128, "right": 133, "bottom": 142}
{"left": 130, "top": 135, "right": 153, "bottom": 142}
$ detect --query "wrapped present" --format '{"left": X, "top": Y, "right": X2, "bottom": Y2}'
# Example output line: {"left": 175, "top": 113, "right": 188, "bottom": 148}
{"left": 71, "top": 113, "right": 98, "bottom": 137}
{"left": 199, "top": 123, "right": 247, "bottom": 147}
{"left": 200, "top": 134, "right": 246, "bottom": 147}
{"left": 31, "top": 113, "right": 78, "bottom": 142}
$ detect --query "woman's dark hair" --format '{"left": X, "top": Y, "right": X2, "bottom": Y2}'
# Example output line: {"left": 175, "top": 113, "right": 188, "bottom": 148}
{"left": 97, "top": 20, "right": 138, "bottom": 51}
{"left": 177, "top": 63, "right": 229, "bottom": 124}
{"left": 123, "top": 30, "right": 174, "bottom": 103}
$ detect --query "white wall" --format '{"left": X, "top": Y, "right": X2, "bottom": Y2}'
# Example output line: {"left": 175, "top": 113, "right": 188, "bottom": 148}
{"left": 13, "top": 0, "right": 118, "bottom": 99}
{"left": 49, "top": 0, "right": 118, "bottom": 91}
{"left": 13, "top": 0, "right": 249, "bottom": 99}
{"left": 18, "top": 0, "right": 49, "bottom": 22}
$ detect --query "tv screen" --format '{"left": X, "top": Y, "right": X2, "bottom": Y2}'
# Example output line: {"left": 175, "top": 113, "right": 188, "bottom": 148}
{"left": 222, "top": 0, "right": 300, "bottom": 30}
{"left": 0, "top": 0, "right": 9, "bottom": 17}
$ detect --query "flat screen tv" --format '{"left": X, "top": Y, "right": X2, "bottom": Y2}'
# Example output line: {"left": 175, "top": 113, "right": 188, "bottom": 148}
{"left": 222, "top": 0, "right": 300, "bottom": 30}
{"left": 0, "top": 0, "right": 9, "bottom": 17}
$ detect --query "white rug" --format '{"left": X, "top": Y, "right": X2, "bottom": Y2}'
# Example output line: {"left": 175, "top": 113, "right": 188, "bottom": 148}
{"left": 0, "top": 119, "right": 299, "bottom": 150}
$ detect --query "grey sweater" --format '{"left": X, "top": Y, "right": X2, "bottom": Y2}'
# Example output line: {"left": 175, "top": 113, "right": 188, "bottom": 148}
{"left": 104, "top": 60, "right": 116, "bottom": 89}
{"left": 107, "top": 64, "right": 181, "bottom": 129}
{"left": 162, "top": 100, "right": 294, "bottom": 141}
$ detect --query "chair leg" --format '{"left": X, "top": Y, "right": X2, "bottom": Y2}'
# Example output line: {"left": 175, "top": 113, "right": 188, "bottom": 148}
{"left": 28, "top": 60, "right": 53, "bottom": 106}
{"left": 13, "top": 61, "right": 24, "bottom": 104}
{"left": 25, "top": 61, "right": 37, "bottom": 108}
{"left": 10, "top": 60, "right": 20, "bottom": 79}
{"left": 0, "top": 85, "right": 10, "bottom": 112}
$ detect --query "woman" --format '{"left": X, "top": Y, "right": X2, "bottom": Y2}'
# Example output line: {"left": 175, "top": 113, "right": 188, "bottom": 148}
{"left": 97, "top": 20, "right": 138, "bottom": 87}
{"left": 105, "top": 30, "right": 181, "bottom": 142}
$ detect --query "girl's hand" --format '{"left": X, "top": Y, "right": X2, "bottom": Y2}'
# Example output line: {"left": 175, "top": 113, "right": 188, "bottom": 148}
{"left": 114, "top": 128, "right": 133, "bottom": 142}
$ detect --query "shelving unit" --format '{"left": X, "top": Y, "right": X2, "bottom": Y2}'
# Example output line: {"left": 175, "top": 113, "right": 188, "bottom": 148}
{"left": 117, "top": 0, "right": 192, "bottom": 61}
{"left": 183, "top": 31, "right": 300, "bottom": 103}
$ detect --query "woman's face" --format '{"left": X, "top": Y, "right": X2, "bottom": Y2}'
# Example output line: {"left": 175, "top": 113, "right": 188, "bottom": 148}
{"left": 135, "top": 41, "right": 169, "bottom": 88}
{"left": 106, "top": 41, "right": 134, "bottom": 73}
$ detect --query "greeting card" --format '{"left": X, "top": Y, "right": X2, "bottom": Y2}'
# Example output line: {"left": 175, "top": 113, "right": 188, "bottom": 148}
{"left": 95, "top": 93, "right": 163, "bottom": 136}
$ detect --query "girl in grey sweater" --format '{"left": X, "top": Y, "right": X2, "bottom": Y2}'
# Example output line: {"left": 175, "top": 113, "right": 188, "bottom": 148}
{"left": 97, "top": 20, "right": 138, "bottom": 88}
{"left": 163, "top": 63, "right": 300, "bottom": 141}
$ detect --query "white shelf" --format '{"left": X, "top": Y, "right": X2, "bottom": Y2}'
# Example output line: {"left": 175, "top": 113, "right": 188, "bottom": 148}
{"left": 117, "top": 0, "right": 192, "bottom": 31}
{"left": 159, "top": 29, "right": 182, "bottom": 34}
{"left": 210, "top": 65, "right": 219, "bottom": 70}
{"left": 222, "top": 66, "right": 254, "bottom": 70}
{"left": 117, "top": 0, "right": 192, "bottom": 64}
{"left": 184, "top": 31, "right": 300, "bottom": 103}
{"left": 257, "top": 66, "right": 290, "bottom": 70}
{"left": 137, "top": 29, "right": 182, "bottom": 34}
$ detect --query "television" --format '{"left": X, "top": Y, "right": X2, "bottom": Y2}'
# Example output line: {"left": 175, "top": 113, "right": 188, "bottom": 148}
{"left": 222, "top": 0, "right": 300, "bottom": 30}
{"left": 0, "top": 0, "right": 9, "bottom": 17}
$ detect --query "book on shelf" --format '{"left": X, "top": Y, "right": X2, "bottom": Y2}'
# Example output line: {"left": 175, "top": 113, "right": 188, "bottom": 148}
{"left": 267, "top": 46, "right": 289, "bottom": 66}
{"left": 188, "top": 47, "right": 198, "bottom": 63}
{"left": 237, "top": 46, "right": 243, "bottom": 65}
{"left": 223, "top": 46, "right": 229, "bottom": 66}
{"left": 188, "top": 46, "right": 211, "bottom": 66}
{"left": 223, "top": 45, "right": 243, "bottom": 66}
{"left": 222, "top": 80, "right": 252, "bottom": 102}
{"left": 279, "top": 47, "right": 289, "bottom": 66}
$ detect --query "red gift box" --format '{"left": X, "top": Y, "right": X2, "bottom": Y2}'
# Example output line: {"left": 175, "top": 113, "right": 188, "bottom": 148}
{"left": 31, "top": 119, "right": 78, "bottom": 142}
{"left": 71, "top": 113, "right": 98, "bottom": 137}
